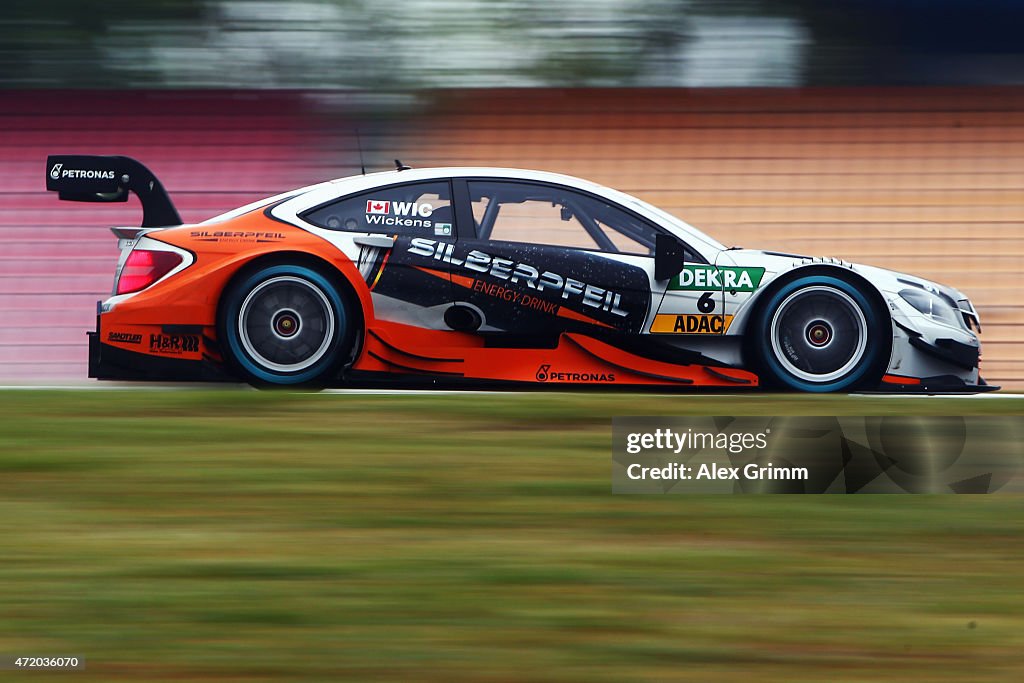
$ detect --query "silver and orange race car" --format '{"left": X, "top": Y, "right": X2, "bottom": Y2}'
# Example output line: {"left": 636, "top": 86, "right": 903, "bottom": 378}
{"left": 46, "top": 154, "right": 994, "bottom": 393}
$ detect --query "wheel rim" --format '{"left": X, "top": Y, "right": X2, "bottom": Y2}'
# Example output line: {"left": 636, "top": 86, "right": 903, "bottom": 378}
{"left": 238, "top": 276, "right": 335, "bottom": 373}
{"left": 769, "top": 286, "right": 868, "bottom": 383}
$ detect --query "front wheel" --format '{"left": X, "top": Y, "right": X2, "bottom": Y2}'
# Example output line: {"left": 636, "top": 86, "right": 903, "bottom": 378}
{"left": 219, "top": 264, "right": 353, "bottom": 388}
{"left": 751, "top": 275, "right": 888, "bottom": 393}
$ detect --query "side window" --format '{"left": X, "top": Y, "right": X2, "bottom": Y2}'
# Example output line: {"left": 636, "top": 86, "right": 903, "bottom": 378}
{"left": 467, "top": 180, "right": 694, "bottom": 259}
{"left": 302, "top": 181, "right": 454, "bottom": 238}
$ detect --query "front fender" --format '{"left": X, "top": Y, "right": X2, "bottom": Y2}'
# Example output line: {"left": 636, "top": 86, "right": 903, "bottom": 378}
{"left": 724, "top": 254, "right": 888, "bottom": 338}
{"left": 722, "top": 251, "right": 983, "bottom": 386}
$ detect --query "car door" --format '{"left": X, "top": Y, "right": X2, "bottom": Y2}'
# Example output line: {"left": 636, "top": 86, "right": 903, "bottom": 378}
{"left": 445, "top": 178, "right": 661, "bottom": 339}
{"left": 300, "top": 179, "right": 457, "bottom": 330}
{"left": 650, "top": 250, "right": 765, "bottom": 336}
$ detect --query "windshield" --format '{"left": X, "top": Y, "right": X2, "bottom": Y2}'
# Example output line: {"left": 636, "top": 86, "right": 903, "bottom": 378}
{"left": 605, "top": 188, "right": 727, "bottom": 253}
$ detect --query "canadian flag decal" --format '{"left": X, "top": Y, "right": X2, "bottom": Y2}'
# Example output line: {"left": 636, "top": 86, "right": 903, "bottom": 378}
{"left": 366, "top": 200, "right": 390, "bottom": 214}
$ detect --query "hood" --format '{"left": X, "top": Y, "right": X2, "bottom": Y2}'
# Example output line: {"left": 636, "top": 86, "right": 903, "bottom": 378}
{"left": 724, "top": 248, "right": 966, "bottom": 299}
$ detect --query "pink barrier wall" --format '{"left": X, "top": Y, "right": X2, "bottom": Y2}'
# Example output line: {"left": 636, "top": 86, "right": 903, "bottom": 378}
{"left": 0, "top": 91, "right": 341, "bottom": 380}
{"left": 4, "top": 88, "right": 1019, "bottom": 386}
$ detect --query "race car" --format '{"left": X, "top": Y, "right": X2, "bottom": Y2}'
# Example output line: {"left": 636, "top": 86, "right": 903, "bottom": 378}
{"left": 46, "top": 154, "right": 994, "bottom": 393}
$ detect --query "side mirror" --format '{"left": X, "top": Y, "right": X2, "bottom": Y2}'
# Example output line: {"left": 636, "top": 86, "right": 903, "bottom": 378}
{"left": 654, "top": 233, "right": 687, "bottom": 281}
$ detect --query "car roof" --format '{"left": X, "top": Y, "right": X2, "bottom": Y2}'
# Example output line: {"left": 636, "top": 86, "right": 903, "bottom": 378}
{"left": 320, "top": 166, "right": 664, "bottom": 219}
{"left": 207, "top": 168, "right": 618, "bottom": 224}
{"left": 210, "top": 166, "right": 727, "bottom": 256}
{"left": 327, "top": 166, "right": 613, "bottom": 193}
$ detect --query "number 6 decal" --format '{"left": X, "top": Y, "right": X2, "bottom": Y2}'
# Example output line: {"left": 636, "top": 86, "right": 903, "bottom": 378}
{"left": 698, "top": 291, "right": 716, "bottom": 313}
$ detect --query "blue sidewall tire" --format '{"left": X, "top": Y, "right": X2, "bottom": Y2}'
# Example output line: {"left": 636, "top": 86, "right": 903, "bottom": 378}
{"left": 755, "top": 275, "right": 884, "bottom": 393}
{"left": 222, "top": 265, "right": 348, "bottom": 386}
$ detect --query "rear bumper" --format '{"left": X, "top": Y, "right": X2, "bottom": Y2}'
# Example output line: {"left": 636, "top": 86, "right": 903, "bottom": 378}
{"left": 88, "top": 317, "right": 230, "bottom": 382}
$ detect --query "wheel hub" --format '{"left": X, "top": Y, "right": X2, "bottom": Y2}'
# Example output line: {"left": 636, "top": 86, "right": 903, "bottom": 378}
{"left": 272, "top": 309, "right": 301, "bottom": 339}
{"left": 805, "top": 320, "right": 833, "bottom": 347}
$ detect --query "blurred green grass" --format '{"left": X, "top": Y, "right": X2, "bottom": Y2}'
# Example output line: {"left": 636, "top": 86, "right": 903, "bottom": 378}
{"left": 0, "top": 390, "right": 1022, "bottom": 681}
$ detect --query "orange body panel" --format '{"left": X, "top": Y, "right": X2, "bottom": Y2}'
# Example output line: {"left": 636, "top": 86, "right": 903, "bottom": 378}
{"left": 356, "top": 320, "right": 758, "bottom": 387}
{"left": 98, "top": 207, "right": 759, "bottom": 388}
{"left": 113, "top": 210, "right": 373, "bottom": 327}
{"left": 100, "top": 208, "right": 375, "bottom": 365}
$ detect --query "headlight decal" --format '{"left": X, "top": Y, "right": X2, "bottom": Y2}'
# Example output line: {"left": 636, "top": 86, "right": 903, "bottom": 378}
{"left": 898, "top": 288, "right": 964, "bottom": 329}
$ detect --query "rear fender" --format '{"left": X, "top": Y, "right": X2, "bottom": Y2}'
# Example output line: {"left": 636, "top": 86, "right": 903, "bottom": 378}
{"left": 110, "top": 212, "right": 375, "bottom": 329}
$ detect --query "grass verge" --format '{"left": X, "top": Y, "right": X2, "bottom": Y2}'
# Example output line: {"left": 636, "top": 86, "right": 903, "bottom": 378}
{"left": 0, "top": 390, "right": 1021, "bottom": 681}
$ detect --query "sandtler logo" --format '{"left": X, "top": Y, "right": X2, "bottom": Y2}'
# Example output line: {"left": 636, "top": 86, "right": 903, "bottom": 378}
{"left": 108, "top": 331, "right": 142, "bottom": 345}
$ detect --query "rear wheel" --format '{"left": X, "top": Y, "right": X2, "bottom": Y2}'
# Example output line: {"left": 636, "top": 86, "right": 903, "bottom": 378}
{"left": 751, "top": 275, "right": 887, "bottom": 392}
{"left": 219, "top": 264, "right": 353, "bottom": 388}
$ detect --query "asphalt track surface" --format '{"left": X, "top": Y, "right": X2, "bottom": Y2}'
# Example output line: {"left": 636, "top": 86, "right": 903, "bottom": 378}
{"left": 0, "top": 383, "right": 1022, "bottom": 398}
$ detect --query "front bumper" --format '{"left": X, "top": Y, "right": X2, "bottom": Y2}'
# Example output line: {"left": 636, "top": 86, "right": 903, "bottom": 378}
{"left": 884, "top": 311, "right": 994, "bottom": 391}
{"left": 907, "top": 335, "right": 980, "bottom": 372}
{"left": 871, "top": 372, "right": 1000, "bottom": 394}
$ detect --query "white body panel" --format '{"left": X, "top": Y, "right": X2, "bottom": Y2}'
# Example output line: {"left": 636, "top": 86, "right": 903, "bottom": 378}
{"left": 255, "top": 166, "right": 985, "bottom": 387}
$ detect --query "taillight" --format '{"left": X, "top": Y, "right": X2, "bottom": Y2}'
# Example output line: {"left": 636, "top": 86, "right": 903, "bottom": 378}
{"left": 116, "top": 249, "right": 183, "bottom": 295}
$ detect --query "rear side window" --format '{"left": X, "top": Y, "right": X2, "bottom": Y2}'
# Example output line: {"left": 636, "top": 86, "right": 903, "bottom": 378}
{"left": 467, "top": 180, "right": 691, "bottom": 258}
{"left": 302, "top": 181, "right": 454, "bottom": 238}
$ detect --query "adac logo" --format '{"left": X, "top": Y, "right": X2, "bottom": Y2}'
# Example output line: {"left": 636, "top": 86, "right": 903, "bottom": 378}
{"left": 49, "top": 163, "right": 63, "bottom": 180}
{"left": 536, "top": 364, "right": 551, "bottom": 382}
{"left": 650, "top": 313, "right": 735, "bottom": 335}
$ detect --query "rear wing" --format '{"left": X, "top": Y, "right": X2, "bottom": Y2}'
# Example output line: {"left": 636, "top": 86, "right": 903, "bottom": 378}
{"left": 45, "top": 155, "right": 181, "bottom": 228}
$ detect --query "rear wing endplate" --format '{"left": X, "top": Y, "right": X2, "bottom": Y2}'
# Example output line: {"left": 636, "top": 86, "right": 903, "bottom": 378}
{"left": 45, "top": 155, "right": 181, "bottom": 228}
